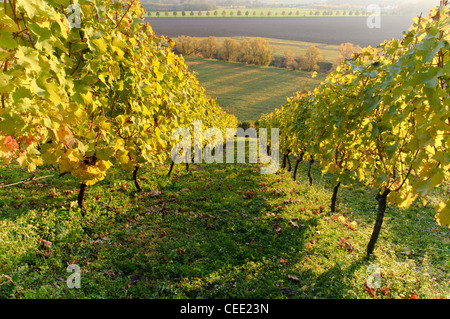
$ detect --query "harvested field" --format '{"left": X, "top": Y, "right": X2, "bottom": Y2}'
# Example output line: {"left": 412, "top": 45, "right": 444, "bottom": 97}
{"left": 147, "top": 16, "right": 415, "bottom": 47}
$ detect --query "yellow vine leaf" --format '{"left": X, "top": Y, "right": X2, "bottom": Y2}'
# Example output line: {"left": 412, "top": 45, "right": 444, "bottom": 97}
{"left": 435, "top": 201, "right": 450, "bottom": 228}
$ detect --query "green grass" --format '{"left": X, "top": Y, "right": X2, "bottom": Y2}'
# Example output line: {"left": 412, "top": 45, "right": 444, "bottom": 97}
{"left": 0, "top": 148, "right": 449, "bottom": 299}
{"left": 184, "top": 56, "right": 325, "bottom": 122}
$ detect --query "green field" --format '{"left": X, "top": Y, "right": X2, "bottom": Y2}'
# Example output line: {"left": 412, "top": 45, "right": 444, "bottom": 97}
{"left": 184, "top": 56, "right": 326, "bottom": 122}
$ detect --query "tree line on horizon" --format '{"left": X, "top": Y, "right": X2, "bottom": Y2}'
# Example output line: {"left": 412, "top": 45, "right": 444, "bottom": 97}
{"left": 150, "top": 9, "right": 369, "bottom": 17}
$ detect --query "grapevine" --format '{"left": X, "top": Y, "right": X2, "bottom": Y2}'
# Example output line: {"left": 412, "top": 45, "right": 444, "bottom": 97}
{"left": 260, "top": 4, "right": 450, "bottom": 256}
{"left": 0, "top": 0, "right": 237, "bottom": 212}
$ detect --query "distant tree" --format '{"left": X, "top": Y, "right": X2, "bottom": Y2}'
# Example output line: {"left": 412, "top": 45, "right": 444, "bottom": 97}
{"left": 206, "top": 11, "right": 210, "bottom": 16}
{"left": 267, "top": 11, "right": 271, "bottom": 16}
{"left": 239, "top": 38, "right": 273, "bottom": 66}
{"left": 288, "top": 11, "right": 292, "bottom": 16}
{"left": 299, "top": 46, "right": 324, "bottom": 72}
{"left": 238, "top": 120, "right": 256, "bottom": 130}
{"left": 253, "top": 11, "right": 257, "bottom": 16}
{"left": 349, "top": 11, "right": 353, "bottom": 16}
{"left": 156, "top": 11, "right": 160, "bottom": 16}
{"left": 173, "top": 11, "right": 177, "bottom": 16}
{"left": 199, "top": 36, "right": 220, "bottom": 58}
{"left": 284, "top": 49, "right": 298, "bottom": 70}
{"left": 198, "top": 11, "right": 202, "bottom": 16}
{"left": 238, "top": 40, "right": 252, "bottom": 64}
{"left": 237, "top": 10, "right": 242, "bottom": 16}
{"left": 182, "top": 11, "right": 186, "bottom": 16}
{"left": 245, "top": 11, "right": 249, "bottom": 16}
{"left": 309, "top": 11, "right": 314, "bottom": 15}
{"left": 339, "top": 42, "right": 362, "bottom": 59}
{"left": 295, "top": 10, "right": 300, "bottom": 15}
{"left": 222, "top": 10, "right": 226, "bottom": 16}
{"left": 190, "top": 11, "right": 195, "bottom": 16}
{"left": 272, "top": 56, "right": 284, "bottom": 68}
{"left": 331, "top": 42, "right": 362, "bottom": 70}
{"left": 229, "top": 11, "right": 233, "bottom": 16}
{"left": 315, "top": 10, "right": 320, "bottom": 16}
{"left": 342, "top": 11, "right": 347, "bottom": 15}
{"left": 175, "top": 36, "right": 200, "bottom": 56}
{"left": 274, "top": 12, "right": 278, "bottom": 16}
{"left": 219, "top": 38, "right": 240, "bottom": 62}
{"left": 282, "top": 11, "right": 286, "bottom": 16}
{"left": 260, "top": 11, "right": 264, "bottom": 16}
{"left": 214, "top": 10, "right": 218, "bottom": 16}
{"left": 164, "top": 11, "right": 169, "bottom": 16}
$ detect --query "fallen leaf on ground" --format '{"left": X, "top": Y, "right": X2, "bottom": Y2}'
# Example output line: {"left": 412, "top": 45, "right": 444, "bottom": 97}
{"left": 289, "top": 219, "right": 299, "bottom": 228}
{"left": 272, "top": 224, "right": 282, "bottom": 233}
{"left": 38, "top": 238, "right": 53, "bottom": 248}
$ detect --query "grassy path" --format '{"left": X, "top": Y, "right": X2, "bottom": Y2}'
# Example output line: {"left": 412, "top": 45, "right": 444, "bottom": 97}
{"left": 0, "top": 158, "right": 448, "bottom": 299}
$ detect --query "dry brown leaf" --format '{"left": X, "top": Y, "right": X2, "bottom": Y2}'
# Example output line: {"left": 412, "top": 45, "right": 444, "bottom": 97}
{"left": 38, "top": 238, "right": 53, "bottom": 248}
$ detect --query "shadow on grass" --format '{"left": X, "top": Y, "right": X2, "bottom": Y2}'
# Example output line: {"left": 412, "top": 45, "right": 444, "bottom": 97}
{"left": 94, "top": 162, "right": 318, "bottom": 298}
{"left": 1, "top": 153, "right": 447, "bottom": 298}
{"left": 97, "top": 160, "right": 374, "bottom": 299}
{"left": 0, "top": 165, "right": 80, "bottom": 221}
{"left": 285, "top": 155, "right": 450, "bottom": 272}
